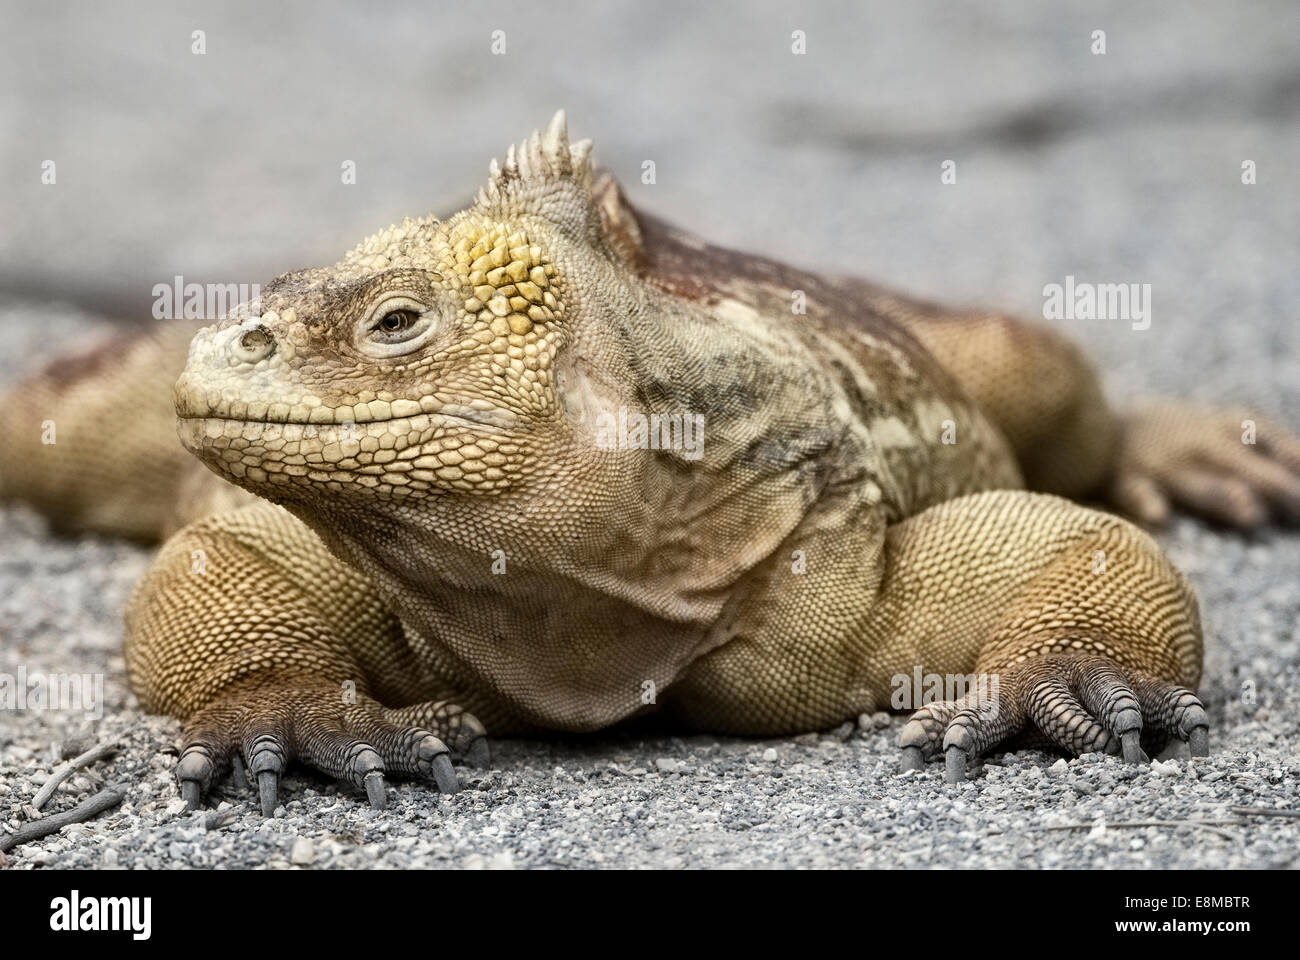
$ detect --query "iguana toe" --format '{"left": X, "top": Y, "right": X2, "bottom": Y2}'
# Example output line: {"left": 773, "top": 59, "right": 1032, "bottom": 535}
{"left": 174, "top": 680, "right": 475, "bottom": 815}
{"left": 900, "top": 653, "right": 1210, "bottom": 782}
{"left": 382, "top": 700, "right": 488, "bottom": 766}
{"left": 1109, "top": 405, "right": 1300, "bottom": 528}
{"left": 175, "top": 747, "right": 220, "bottom": 811}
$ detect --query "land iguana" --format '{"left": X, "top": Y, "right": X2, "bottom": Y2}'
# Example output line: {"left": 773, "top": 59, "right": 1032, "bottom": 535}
{"left": 5, "top": 111, "right": 1300, "bottom": 815}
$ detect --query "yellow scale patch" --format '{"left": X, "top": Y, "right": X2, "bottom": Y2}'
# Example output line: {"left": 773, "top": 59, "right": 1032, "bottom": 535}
{"left": 449, "top": 222, "right": 561, "bottom": 338}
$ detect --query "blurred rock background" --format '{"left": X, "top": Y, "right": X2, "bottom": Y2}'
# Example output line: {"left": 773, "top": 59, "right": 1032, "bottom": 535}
{"left": 1, "top": 0, "right": 1297, "bottom": 406}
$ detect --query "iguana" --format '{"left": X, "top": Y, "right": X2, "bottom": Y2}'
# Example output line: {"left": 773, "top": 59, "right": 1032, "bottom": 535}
{"left": 5, "top": 111, "right": 1300, "bottom": 815}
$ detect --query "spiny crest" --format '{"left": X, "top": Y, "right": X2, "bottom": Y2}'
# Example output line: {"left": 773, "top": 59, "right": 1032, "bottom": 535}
{"left": 477, "top": 110, "right": 594, "bottom": 208}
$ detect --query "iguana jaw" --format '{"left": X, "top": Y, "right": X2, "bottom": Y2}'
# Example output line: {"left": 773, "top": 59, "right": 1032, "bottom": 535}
{"left": 175, "top": 397, "right": 539, "bottom": 500}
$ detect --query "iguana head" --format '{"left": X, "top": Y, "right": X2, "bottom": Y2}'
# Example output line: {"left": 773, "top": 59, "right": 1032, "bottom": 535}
{"left": 176, "top": 111, "right": 642, "bottom": 509}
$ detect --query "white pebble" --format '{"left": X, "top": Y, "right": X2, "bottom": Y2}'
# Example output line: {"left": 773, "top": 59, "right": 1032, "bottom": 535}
{"left": 290, "top": 837, "right": 315, "bottom": 865}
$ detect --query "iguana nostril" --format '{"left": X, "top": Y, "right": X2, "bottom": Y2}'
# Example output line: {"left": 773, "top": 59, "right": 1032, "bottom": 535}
{"left": 232, "top": 324, "right": 275, "bottom": 363}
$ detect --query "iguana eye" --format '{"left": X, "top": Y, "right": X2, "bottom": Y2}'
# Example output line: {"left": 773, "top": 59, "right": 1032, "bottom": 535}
{"left": 359, "top": 296, "right": 440, "bottom": 356}
{"left": 377, "top": 309, "right": 418, "bottom": 335}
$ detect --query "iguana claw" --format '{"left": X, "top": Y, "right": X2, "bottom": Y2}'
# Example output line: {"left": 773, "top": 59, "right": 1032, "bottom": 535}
{"left": 944, "top": 746, "right": 968, "bottom": 784}
{"left": 431, "top": 754, "right": 459, "bottom": 794}
{"left": 364, "top": 771, "right": 387, "bottom": 809}
{"left": 899, "top": 745, "right": 924, "bottom": 772}
{"left": 1119, "top": 730, "right": 1148, "bottom": 764}
{"left": 258, "top": 771, "right": 279, "bottom": 818}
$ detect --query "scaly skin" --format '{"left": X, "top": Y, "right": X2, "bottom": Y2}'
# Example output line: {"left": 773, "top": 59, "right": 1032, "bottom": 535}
{"left": 6, "top": 111, "right": 1300, "bottom": 813}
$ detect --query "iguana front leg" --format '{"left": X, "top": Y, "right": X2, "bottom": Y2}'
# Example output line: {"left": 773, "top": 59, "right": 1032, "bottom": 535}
{"left": 125, "top": 501, "right": 489, "bottom": 814}
{"left": 671, "top": 490, "right": 1205, "bottom": 781}
{"left": 883, "top": 490, "right": 1206, "bottom": 781}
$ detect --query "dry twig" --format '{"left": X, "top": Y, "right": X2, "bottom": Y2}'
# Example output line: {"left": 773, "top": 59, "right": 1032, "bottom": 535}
{"left": 31, "top": 740, "right": 118, "bottom": 812}
{"left": 0, "top": 785, "right": 125, "bottom": 853}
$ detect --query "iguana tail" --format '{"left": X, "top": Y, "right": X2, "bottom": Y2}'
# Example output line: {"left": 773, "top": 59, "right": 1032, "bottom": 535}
{"left": 0, "top": 322, "right": 205, "bottom": 541}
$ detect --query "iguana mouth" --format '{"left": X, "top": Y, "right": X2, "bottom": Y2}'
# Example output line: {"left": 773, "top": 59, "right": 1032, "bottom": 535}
{"left": 177, "top": 405, "right": 522, "bottom": 433}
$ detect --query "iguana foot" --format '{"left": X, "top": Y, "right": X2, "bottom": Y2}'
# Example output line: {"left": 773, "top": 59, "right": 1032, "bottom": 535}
{"left": 897, "top": 653, "right": 1209, "bottom": 783}
{"left": 1108, "top": 404, "right": 1300, "bottom": 528}
{"left": 174, "top": 679, "right": 489, "bottom": 815}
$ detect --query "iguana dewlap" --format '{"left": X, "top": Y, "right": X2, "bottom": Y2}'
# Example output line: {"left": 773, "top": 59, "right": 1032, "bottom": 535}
{"left": 6, "top": 111, "right": 1300, "bottom": 814}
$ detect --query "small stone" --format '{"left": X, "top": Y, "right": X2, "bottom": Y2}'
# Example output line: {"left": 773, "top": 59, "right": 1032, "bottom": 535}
{"left": 60, "top": 735, "right": 97, "bottom": 760}
{"left": 872, "top": 711, "right": 892, "bottom": 729}
{"left": 290, "top": 837, "right": 315, "bottom": 865}
{"left": 654, "top": 758, "right": 680, "bottom": 774}
{"left": 1048, "top": 759, "right": 1069, "bottom": 777}
{"left": 762, "top": 748, "right": 778, "bottom": 763}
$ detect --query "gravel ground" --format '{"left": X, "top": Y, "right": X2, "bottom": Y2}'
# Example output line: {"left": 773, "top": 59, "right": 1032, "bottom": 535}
{"left": 2, "top": 1, "right": 1298, "bottom": 869}
{"left": 3, "top": 485, "right": 1298, "bottom": 870}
